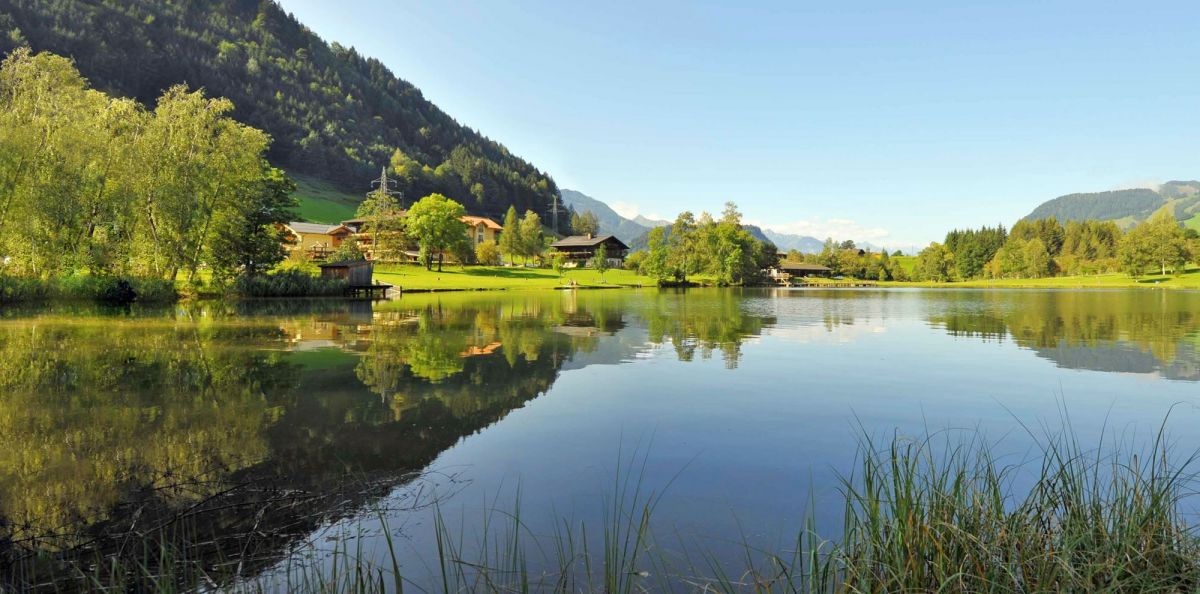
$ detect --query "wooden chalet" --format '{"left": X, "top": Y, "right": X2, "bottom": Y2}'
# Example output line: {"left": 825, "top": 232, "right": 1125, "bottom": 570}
{"left": 772, "top": 262, "right": 833, "bottom": 281}
{"left": 549, "top": 234, "right": 629, "bottom": 264}
{"left": 282, "top": 222, "right": 353, "bottom": 261}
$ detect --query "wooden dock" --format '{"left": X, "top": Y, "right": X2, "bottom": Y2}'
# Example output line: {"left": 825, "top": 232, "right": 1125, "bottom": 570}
{"left": 785, "top": 280, "right": 879, "bottom": 288}
{"left": 347, "top": 283, "right": 393, "bottom": 298}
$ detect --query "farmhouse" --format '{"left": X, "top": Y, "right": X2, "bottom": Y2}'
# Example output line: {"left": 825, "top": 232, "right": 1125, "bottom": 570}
{"left": 461, "top": 215, "right": 503, "bottom": 248}
{"left": 334, "top": 213, "right": 503, "bottom": 260}
{"left": 282, "top": 222, "right": 353, "bottom": 261}
{"left": 550, "top": 234, "right": 629, "bottom": 265}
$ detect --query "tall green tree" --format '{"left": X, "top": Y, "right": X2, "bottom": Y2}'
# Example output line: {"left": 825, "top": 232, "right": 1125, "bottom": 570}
{"left": 570, "top": 210, "right": 600, "bottom": 236}
{"left": 1119, "top": 210, "right": 1190, "bottom": 276}
{"left": 914, "top": 242, "right": 955, "bottom": 282}
{"left": 207, "top": 166, "right": 298, "bottom": 284}
{"left": 641, "top": 227, "right": 670, "bottom": 281}
{"left": 405, "top": 194, "right": 468, "bottom": 271}
{"left": 591, "top": 243, "right": 609, "bottom": 280}
{"left": 499, "top": 205, "right": 520, "bottom": 265}
{"left": 519, "top": 210, "right": 544, "bottom": 265}
{"left": 355, "top": 186, "right": 406, "bottom": 262}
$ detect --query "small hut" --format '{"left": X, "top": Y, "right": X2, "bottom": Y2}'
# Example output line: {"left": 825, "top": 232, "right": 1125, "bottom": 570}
{"left": 319, "top": 260, "right": 374, "bottom": 286}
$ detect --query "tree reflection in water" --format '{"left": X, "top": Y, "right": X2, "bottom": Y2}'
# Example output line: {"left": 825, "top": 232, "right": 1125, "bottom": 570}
{"left": 0, "top": 290, "right": 770, "bottom": 590}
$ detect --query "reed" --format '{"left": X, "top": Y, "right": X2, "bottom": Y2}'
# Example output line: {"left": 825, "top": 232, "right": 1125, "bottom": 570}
{"left": 11, "top": 422, "right": 1200, "bottom": 592}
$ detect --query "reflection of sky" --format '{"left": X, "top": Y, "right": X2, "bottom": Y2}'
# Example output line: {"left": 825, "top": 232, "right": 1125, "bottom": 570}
{"left": 293, "top": 289, "right": 1200, "bottom": 589}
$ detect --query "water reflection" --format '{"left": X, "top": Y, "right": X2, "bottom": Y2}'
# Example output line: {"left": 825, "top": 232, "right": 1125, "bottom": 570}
{"left": 0, "top": 290, "right": 770, "bottom": 589}
{"left": 1, "top": 288, "right": 1198, "bottom": 589}
{"left": 925, "top": 290, "right": 1200, "bottom": 381}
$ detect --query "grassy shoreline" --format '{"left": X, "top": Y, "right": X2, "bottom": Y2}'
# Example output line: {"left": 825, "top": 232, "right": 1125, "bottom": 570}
{"left": 800, "top": 267, "right": 1200, "bottom": 290}
{"left": 371, "top": 265, "right": 656, "bottom": 292}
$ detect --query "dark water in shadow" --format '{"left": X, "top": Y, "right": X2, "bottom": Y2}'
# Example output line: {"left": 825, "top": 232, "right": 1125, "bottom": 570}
{"left": 2, "top": 288, "right": 1199, "bottom": 589}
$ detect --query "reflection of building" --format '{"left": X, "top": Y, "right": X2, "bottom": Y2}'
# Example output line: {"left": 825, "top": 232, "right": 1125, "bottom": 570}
{"left": 460, "top": 342, "right": 503, "bottom": 357}
{"left": 550, "top": 234, "right": 629, "bottom": 265}
{"left": 281, "top": 222, "right": 353, "bottom": 261}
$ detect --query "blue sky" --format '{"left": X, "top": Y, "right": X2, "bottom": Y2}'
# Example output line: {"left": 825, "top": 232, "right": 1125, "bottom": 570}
{"left": 278, "top": 0, "right": 1200, "bottom": 247}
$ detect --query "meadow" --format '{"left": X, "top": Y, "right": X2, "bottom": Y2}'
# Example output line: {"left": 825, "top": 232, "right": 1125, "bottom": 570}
{"left": 372, "top": 264, "right": 654, "bottom": 291}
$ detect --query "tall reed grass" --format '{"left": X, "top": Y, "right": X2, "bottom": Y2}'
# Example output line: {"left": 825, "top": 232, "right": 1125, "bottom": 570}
{"left": 0, "top": 274, "right": 177, "bottom": 303}
{"left": 11, "top": 423, "right": 1200, "bottom": 592}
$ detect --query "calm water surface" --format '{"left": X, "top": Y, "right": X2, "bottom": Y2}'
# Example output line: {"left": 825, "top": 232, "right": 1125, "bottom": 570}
{"left": 3, "top": 288, "right": 1200, "bottom": 589}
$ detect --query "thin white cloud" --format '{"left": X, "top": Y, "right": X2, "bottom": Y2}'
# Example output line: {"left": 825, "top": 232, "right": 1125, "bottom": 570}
{"left": 749, "top": 217, "right": 891, "bottom": 242}
{"left": 610, "top": 201, "right": 665, "bottom": 222}
{"left": 609, "top": 201, "right": 642, "bottom": 219}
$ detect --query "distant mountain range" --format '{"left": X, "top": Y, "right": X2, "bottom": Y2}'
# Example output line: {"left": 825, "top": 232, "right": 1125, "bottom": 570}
{"left": 1024, "top": 181, "right": 1200, "bottom": 229}
{"left": 561, "top": 189, "right": 831, "bottom": 252}
{"left": 559, "top": 189, "right": 656, "bottom": 242}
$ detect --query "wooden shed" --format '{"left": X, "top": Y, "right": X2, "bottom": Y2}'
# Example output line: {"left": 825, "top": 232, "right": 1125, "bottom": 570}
{"left": 318, "top": 260, "right": 374, "bottom": 286}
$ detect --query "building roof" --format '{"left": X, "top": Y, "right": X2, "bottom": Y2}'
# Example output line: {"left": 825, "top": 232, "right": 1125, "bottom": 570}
{"left": 550, "top": 234, "right": 629, "bottom": 249}
{"left": 287, "top": 222, "right": 350, "bottom": 235}
{"left": 461, "top": 215, "right": 502, "bottom": 230}
{"left": 778, "top": 262, "right": 832, "bottom": 272}
{"left": 318, "top": 259, "right": 372, "bottom": 268}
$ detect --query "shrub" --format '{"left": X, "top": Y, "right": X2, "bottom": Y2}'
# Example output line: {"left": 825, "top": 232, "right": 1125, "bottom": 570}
{"left": 0, "top": 275, "right": 177, "bottom": 303}
{"left": 232, "top": 270, "right": 348, "bottom": 298}
{"left": 475, "top": 239, "right": 500, "bottom": 266}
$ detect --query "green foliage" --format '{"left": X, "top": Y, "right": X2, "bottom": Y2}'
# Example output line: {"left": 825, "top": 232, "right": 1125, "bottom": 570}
{"left": 590, "top": 243, "right": 609, "bottom": 279}
{"left": 0, "top": 274, "right": 176, "bottom": 303}
{"left": 499, "top": 206, "right": 520, "bottom": 265}
{"left": 633, "top": 204, "right": 768, "bottom": 285}
{"left": 913, "top": 242, "right": 955, "bottom": 282}
{"left": 355, "top": 187, "right": 407, "bottom": 262}
{"left": 0, "top": 49, "right": 285, "bottom": 286}
{"left": 207, "top": 166, "right": 298, "bottom": 285}
{"left": 474, "top": 239, "right": 501, "bottom": 266}
{"left": 1119, "top": 210, "right": 1191, "bottom": 276}
{"left": 406, "top": 193, "right": 468, "bottom": 271}
{"left": 944, "top": 225, "right": 1007, "bottom": 279}
{"left": 1011, "top": 217, "right": 1066, "bottom": 256}
{"left": 518, "top": 210, "right": 544, "bottom": 264}
{"left": 640, "top": 227, "right": 669, "bottom": 281}
{"left": 328, "top": 239, "right": 367, "bottom": 263}
{"left": 232, "top": 269, "right": 347, "bottom": 297}
{"left": 570, "top": 210, "right": 600, "bottom": 236}
{"left": 2, "top": 0, "right": 560, "bottom": 219}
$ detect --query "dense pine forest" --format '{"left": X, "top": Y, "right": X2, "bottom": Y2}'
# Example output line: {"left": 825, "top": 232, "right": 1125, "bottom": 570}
{"left": 0, "top": 0, "right": 560, "bottom": 219}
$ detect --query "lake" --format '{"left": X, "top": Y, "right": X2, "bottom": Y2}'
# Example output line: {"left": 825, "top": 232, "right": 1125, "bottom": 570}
{"left": 3, "top": 288, "right": 1200, "bottom": 590}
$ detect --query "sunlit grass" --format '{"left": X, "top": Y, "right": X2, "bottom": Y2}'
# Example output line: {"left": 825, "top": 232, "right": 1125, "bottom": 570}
{"left": 373, "top": 264, "right": 654, "bottom": 291}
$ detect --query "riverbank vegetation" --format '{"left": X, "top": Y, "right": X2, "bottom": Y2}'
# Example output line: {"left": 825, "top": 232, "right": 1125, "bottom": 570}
{"left": 765, "top": 210, "right": 1200, "bottom": 287}
{"left": 0, "top": 49, "right": 297, "bottom": 301}
{"left": 632, "top": 203, "right": 779, "bottom": 286}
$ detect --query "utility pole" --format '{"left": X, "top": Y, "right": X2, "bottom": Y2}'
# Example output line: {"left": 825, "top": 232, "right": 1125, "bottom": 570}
{"left": 369, "top": 166, "right": 402, "bottom": 208}
{"left": 551, "top": 192, "right": 560, "bottom": 237}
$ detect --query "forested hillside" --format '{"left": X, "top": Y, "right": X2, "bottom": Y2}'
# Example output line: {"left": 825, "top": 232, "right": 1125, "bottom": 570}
{"left": 0, "top": 0, "right": 559, "bottom": 219}
{"left": 1025, "top": 181, "right": 1200, "bottom": 230}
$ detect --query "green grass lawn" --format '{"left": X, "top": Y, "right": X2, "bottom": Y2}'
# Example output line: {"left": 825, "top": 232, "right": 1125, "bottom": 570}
{"left": 373, "top": 265, "right": 655, "bottom": 291}
{"left": 891, "top": 255, "right": 917, "bottom": 275}
{"left": 291, "top": 173, "right": 361, "bottom": 223}
{"left": 878, "top": 267, "right": 1200, "bottom": 289}
{"left": 1183, "top": 213, "right": 1200, "bottom": 232}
